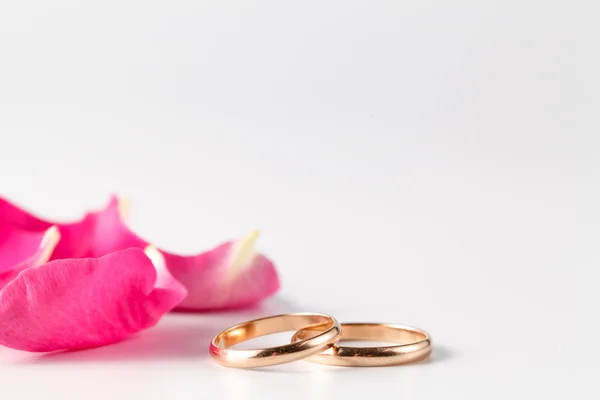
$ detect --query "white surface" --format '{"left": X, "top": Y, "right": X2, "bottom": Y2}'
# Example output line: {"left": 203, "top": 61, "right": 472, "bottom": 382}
{"left": 0, "top": 1, "right": 590, "bottom": 399}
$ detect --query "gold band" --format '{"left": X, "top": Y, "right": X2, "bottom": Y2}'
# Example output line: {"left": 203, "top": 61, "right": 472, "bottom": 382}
{"left": 291, "top": 323, "right": 432, "bottom": 367}
{"left": 210, "top": 313, "right": 341, "bottom": 368}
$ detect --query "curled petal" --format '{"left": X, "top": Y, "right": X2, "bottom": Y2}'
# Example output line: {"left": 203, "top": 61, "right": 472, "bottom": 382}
{"left": 0, "top": 198, "right": 99, "bottom": 259}
{"left": 0, "top": 226, "right": 60, "bottom": 290}
{"left": 0, "top": 248, "right": 187, "bottom": 352}
{"left": 89, "top": 197, "right": 147, "bottom": 256}
{"left": 91, "top": 197, "right": 280, "bottom": 311}
{"left": 0, "top": 198, "right": 50, "bottom": 231}
{"left": 163, "top": 231, "right": 280, "bottom": 311}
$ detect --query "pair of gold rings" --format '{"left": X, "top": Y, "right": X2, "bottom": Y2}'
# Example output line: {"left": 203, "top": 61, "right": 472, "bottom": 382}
{"left": 210, "top": 312, "right": 432, "bottom": 368}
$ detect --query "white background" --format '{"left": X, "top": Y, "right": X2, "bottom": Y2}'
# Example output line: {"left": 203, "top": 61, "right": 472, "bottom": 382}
{"left": 0, "top": 1, "right": 591, "bottom": 399}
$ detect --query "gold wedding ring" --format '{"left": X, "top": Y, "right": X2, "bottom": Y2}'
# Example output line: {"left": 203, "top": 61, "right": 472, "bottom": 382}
{"left": 210, "top": 313, "right": 341, "bottom": 368}
{"left": 291, "top": 323, "right": 432, "bottom": 367}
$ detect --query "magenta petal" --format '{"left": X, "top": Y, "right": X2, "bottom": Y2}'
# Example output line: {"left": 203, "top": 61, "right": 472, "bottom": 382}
{"left": 0, "top": 198, "right": 98, "bottom": 259}
{"left": 89, "top": 196, "right": 147, "bottom": 256}
{"left": 164, "top": 233, "right": 280, "bottom": 311}
{"left": 0, "top": 198, "right": 51, "bottom": 231}
{"left": 90, "top": 197, "right": 280, "bottom": 311}
{"left": 0, "top": 226, "right": 60, "bottom": 290}
{"left": 169, "top": 252, "right": 280, "bottom": 311}
{"left": 0, "top": 248, "right": 187, "bottom": 352}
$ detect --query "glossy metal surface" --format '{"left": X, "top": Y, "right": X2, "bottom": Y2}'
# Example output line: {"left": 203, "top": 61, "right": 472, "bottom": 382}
{"left": 210, "top": 313, "right": 341, "bottom": 368}
{"left": 292, "top": 323, "right": 432, "bottom": 367}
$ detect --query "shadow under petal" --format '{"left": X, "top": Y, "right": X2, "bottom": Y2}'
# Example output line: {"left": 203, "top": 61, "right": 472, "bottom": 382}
{"left": 17, "top": 296, "right": 306, "bottom": 365}
{"left": 21, "top": 321, "right": 214, "bottom": 364}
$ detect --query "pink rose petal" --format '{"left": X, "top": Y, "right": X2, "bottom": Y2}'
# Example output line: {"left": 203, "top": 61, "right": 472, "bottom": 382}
{"left": 0, "top": 198, "right": 50, "bottom": 231}
{"left": 91, "top": 197, "right": 280, "bottom": 311}
{"left": 163, "top": 232, "right": 280, "bottom": 311}
{"left": 0, "top": 198, "right": 98, "bottom": 260}
{"left": 0, "top": 248, "right": 187, "bottom": 352}
{"left": 0, "top": 226, "right": 60, "bottom": 290}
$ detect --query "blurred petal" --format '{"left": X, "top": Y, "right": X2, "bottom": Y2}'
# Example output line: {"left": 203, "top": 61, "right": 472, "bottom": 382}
{"left": 0, "top": 198, "right": 50, "bottom": 231}
{"left": 164, "top": 231, "right": 280, "bottom": 311}
{"left": 0, "top": 198, "right": 99, "bottom": 259}
{"left": 0, "top": 226, "right": 60, "bottom": 289}
{"left": 91, "top": 197, "right": 280, "bottom": 311}
{"left": 89, "top": 196, "right": 147, "bottom": 256}
{"left": 0, "top": 248, "right": 187, "bottom": 352}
